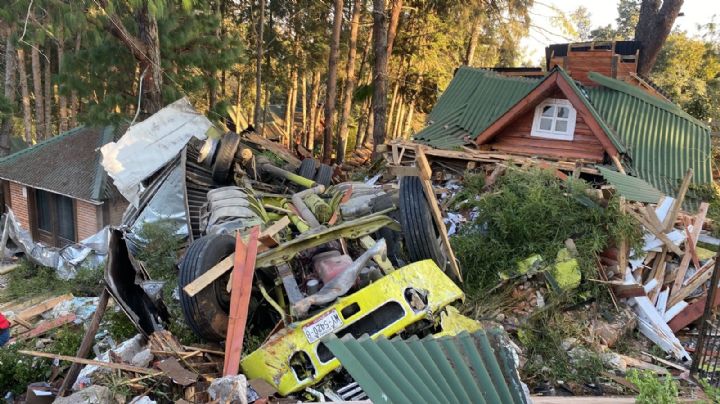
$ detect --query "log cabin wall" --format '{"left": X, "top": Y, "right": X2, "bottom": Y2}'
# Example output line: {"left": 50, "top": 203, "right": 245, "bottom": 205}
{"left": 483, "top": 90, "right": 606, "bottom": 162}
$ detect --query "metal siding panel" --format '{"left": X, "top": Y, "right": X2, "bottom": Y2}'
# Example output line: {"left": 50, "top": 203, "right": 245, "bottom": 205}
{"left": 437, "top": 336, "right": 490, "bottom": 402}
{"left": 373, "top": 338, "right": 441, "bottom": 403}
{"left": 406, "top": 337, "right": 464, "bottom": 403}
{"left": 474, "top": 331, "right": 515, "bottom": 403}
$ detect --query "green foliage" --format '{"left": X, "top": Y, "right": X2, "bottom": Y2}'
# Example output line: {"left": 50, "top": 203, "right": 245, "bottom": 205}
{"left": 104, "top": 308, "right": 138, "bottom": 342}
{"left": 700, "top": 378, "right": 720, "bottom": 403}
{"left": 651, "top": 28, "right": 720, "bottom": 130}
{"left": 0, "top": 343, "right": 52, "bottom": 395}
{"left": 627, "top": 370, "right": 679, "bottom": 404}
{"left": 452, "top": 167, "right": 642, "bottom": 293}
{"left": 1, "top": 260, "right": 105, "bottom": 302}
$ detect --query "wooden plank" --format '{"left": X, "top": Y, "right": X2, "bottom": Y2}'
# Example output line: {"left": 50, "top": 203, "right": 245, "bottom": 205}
{"left": 11, "top": 314, "right": 76, "bottom": 343}
{"left": 648, "top": 249, "right": 668, "bottom": 303}
{"left": 258, "top": 216, "right": 290, "bottom": 248}
{"left": 415, "top": 147, "right": 432, "bottom": 181}
{"left": 670, "top": 202, "right": 708, "bottom": 298}
{"left": 387, "top": 165, "right": 420, "bottom": 178}
{"left": 416, "top": 149, "right": 462, "bottom": 282}
{"left": 59, "top": 288, "right": 111, "bottom": 396}
{"left": 183, "top": 254, "right": 234, "bottom": 297}
{"left": 223, "top": 227, "right": 260, "bottom": 376}
{"left": 667, "top": 259, "right": 715, "bottom": 308}
{"left": 662, "top": 168, "right": 693, "bottom": 232}
{"left": 19, "top": 350, "right": 161, "bottom": 375}
{"left": 16, "top": 294, "right": 74, "bottom": 321}
{"left": 628, "top": 210, "right": 683, "bottom": 256}
{"left": 668, "top": 286, "right": 720, "bottom": 332}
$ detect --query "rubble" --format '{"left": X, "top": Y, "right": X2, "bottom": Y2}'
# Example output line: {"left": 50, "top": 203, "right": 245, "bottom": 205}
{"left": 208, "top": 374, "right": 248, "bottom": 404}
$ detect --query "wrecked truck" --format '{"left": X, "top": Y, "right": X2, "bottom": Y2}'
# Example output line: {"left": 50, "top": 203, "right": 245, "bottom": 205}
{"left": 169, "top": 131, "right": 469, "bottom": 395}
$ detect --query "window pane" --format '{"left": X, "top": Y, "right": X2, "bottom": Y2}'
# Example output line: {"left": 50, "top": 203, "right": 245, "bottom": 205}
{"left": 56, "top": 195, "right": 75, "bottom": 241}
{"left": 541, "top": 106, "right": 555, "bottom": 117}
{"left": 555, "top": 120, "right": 568, "bottom": 132}
{"left": 539, "top": 118, "right": 553, "bottom": 130}
{"left": 557, "top": 107, "right": 569, "bottom": 118}
{"left": 36, "top": 191, "right": 52, "bottom": 232}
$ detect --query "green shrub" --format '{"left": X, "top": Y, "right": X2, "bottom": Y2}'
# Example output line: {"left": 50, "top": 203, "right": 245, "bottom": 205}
{"left": 627, "top": 370, "right": 679, "bottom": 404}
{"left": 700, "top": 378, "right": 720, "bottom": 403}
{"left": 1, "top": 261, "right": 69, "bottom": 302}
{"left": 452, "top": 167, "right": 641, "bottom": 294}
{"left": 0, "top": 343, "right": 53, "bottom": 395}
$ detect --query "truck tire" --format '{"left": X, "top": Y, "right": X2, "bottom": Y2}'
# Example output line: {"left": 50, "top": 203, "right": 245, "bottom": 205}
{"left": 298, "top": 158, "right": 317, "bottom": 180}
{"left": 315, "top": 164, "right": 333, "bottom": 187}
{"left": 212, "top": 132, "right": 241, "bottom": 184}
{"left": 399, "top": 176, "right": 447, "bottom": 272}
{"left": 179, "top": 234, "right": 235, "bottom": 342}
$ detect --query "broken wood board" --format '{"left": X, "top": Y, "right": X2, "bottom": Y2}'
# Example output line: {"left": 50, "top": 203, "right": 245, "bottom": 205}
{"left": 416, "top": 148, "right": 463, "bottom": 282}
{"left": 19, "top": 350, "right": 162, "bottom": 375}
{"left": 662, "top": 168, "right": 692, "bottom": 232}
{"left": 670, "top": 202, "right": 708, "bottom": 299}
{"left": 183, "top": 254, "right": 234, "bottom": 297}
{"left": 157, "top": 358, "right": 198, "bottom": 386}
{"left": 629, "top": 210, "right": 684, "bottom": 256}
{"left": 668, "top": 286, "right": 720, "bottom": 332}
{"left": 667, "top": 259, "right": 716, "bottom": 308}
{"left": 11, "top": 314, "right": 76, "bottom": 343}
{"left": 258, "top": 216, "right": 290, "bottom": 248}
{"left": 16, "top": 294, "right": 74, "bottom": 321}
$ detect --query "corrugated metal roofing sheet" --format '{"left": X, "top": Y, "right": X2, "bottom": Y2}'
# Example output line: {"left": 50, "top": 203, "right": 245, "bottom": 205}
{"left": 587, "top": 73, "right": 712, "bottom": 186}
{"left": 325, "top": 330, "right": 528, "bottom": 404}
{"left": 597, "top": 166, "right": 664, "bottom": 203}
{"left": 415, "top": 67, "right": 539, "bottom": 148}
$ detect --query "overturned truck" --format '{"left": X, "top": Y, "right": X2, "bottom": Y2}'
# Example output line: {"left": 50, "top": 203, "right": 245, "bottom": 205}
{"left": 176, "top": 132, "right": 468, "bottom": 396}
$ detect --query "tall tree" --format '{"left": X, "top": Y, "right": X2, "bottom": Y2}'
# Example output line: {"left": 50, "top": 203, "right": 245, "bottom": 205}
{"left": 322, "top": 0, "right": 343, "bottom": 162}
{"left": 0, "top": 26, "right": 16, "bottom": 155}
{"left": 635, "top": 0, "right": 684, "bottom": 76}
{"left": 96, "top": 0, "right": 165, "bottom": 114}
{"left": 336, "top": 0, "right": 363, "bottom": 163}
{"left": 370, "top": 0, "right": 387, "bottom": 155}
{"left": 16, "top": 47, "right": 32, "bottom": 143}
{"left": 254, "top": 0, "right": 265, "bottom": 130}
{"left": 386, "top": 0, "right": 402, "bottom": 58}
{"left": 570, "top": 6, "right": 592, "bottom": 41}
{"left": 30, "top": 45, "right": 45, "bottom": 140}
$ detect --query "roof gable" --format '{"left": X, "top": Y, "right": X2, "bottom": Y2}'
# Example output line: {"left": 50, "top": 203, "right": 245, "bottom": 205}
{"left": 0, "top": 126, "right": 117, "bottom": 203}
{"left": 475, "top": 68, "right": 623, "bottom": 158}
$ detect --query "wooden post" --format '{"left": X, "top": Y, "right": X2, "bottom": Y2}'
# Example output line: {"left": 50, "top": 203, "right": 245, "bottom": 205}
{"left": 223, "top": 227, "right": 260, "bottom": 376}
{"left": 618, "top": 197, "right": 628, "bottom": 278}
{"left": 58, "top": 288, "right": 111, "bottom": 396}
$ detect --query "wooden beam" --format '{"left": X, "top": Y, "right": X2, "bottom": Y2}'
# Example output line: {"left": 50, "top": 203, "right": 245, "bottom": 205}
{"left": 647, "top": 249, "right": 668, "bottom": 303}
{"left": 667, "top": 259, "right": 715, "bottom": 308}
{"left": 16, "top": 294, "right": 74, "bottom": 321}
{"left": 58, "top": 288, "right": 111, "bottom": 396}
{"left": 10, "top": 314, "right": 76, "bottom": 343}
{"left": 19, "top": 350, "right": 161, "bottom": 375}
{"left": 183, "top": 254, "right": 234, "bottom": 297}
{"left": 662, "top": 168, "right": 693, "bottom": 232}
{"left": 223, "top": 227, "right": 260, "bottom": 376}
{"left": 415, "top": 147, "right": 432, "bottom": 181}
{"left": 416, "top": 149, "right": 463, "bottom": 282}
{"left": 670, "top": 202, "right": 708, "bottom": 298}
{"left": 628, "top": 211, "right": 683, "bottom": 256}
{"left": 258, "top": 216, "right": 290, "bottom": 248}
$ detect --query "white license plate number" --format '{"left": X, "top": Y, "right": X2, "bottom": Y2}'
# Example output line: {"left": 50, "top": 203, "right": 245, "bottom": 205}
{"left": 303, "top": 310, "right": 343, "bottom": 343}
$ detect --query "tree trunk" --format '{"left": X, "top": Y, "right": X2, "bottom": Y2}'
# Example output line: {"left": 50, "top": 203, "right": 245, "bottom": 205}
{"left": 362, "top": 101, "right": 373, "bottom": 148}
{"left": 403, "top": 101, "right": 414, "bottom": 138}
{"left": 465, "top": 22, "right": 481, "bottom": 66}
{"left": 386, "top": 81, "right": 400, "bottom": 134}
{"left": 392, "top": 102, "right": 404, "bottom": 139}
{"left": 0, "top": 30, "right": 16, "bottom": 156}
{"left": 284, "top": 70, "right": 294, "bottom": 145}
{"left": 31, "top": 46, "right": 45, "bottom": 140}
{"left": 301, "top": 72, "right": 307, "bottom": 146}
{"left": 44, "top": 50, "right": 52, "bottom": 136}
{"left": 289, "top": 69, "right": 298, "bottom": 147}
{"left": 357, "top": 28, "right": 372, "bottom": 84}
{"left": 17, "top": 48, "right": 32, "bottom": 144}
{"left": 635, "top": 0, "right": 684, "bottom": 76}
{"left": 323, "top": 0, "right": 344, "bottom": 162}
{"left": 336, "top": 0, "right": 363, "bottom": 163}
{"left": 308, "top": 70, "right": 320, "bottom": 151}
{"left": 371, "top": 0, "right": 388, "bottom": 156}
{"left": 254, "top": 0, "right": 265, "bottom": 129}
{"left": 136, "top": 6, "right": 163, "bottom": 114}
{"left": 386, "top": 0, "right": 402, "bottom": 59}
{"left": 57, "top": 26, "right": 68, "bottom": 133}
{"left": 235, "top": 77, "right": 242, "bottom": 130}
{"left": 69, "top": 33, "right": 80, "bottom": 128}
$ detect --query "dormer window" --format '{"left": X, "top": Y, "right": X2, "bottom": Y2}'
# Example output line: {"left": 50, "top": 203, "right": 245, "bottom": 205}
{"left": 531, "top": 98, "right": 576, "bottom": 141}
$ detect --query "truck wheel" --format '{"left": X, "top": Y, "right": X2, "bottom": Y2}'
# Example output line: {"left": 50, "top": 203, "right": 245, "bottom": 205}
{"left": 314, "top": 164, "right": 333, "bottom": 187}
{"left": 212, "top": 132, "right": 241, "bottom": 184}
{"left": 399, "top": 176, "right": 447, "bottom": 272}
{"left": 179, "top": 234, "right": 234, "bottom": 342}
{"left": 298, "top": 158, "right": 317, "bottom": 180}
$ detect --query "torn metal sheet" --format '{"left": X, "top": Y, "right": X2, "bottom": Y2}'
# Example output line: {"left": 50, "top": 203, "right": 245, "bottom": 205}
{"left": 4, "top": 209, "right": 108, "bottom": 279}
{"left": 124, "top": 160, "right": 189, "bottom": 253}
{"left": 101, "top": 98, "right": 213, "bottom": 206}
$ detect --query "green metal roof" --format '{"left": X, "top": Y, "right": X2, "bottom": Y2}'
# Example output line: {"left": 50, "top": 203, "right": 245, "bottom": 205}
{"left": 586, "top": 72, "right": 712, "bottom": 186}
{"left": 597, "top": 166, "right": 664, "bottom": 203}
{"left": 414, "top": 67, "right": 539, "bottom": 149}
{"left": 325, "top": 330, "right": 528, "bottom": 404}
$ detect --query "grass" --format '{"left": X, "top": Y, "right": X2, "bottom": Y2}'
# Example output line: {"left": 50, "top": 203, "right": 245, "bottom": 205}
{"left": 627, "top": 370, "right": 679, "bottom": 404}
{"left": 1, "top": 260, "right": 104, "bottom": 303}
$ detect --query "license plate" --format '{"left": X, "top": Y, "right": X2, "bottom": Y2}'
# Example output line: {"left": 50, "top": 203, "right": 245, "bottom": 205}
{"left": 303, "top": 309, "right": 343, "bottom": 343}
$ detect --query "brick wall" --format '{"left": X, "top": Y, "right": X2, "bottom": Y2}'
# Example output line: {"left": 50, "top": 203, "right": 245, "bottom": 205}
{"left": 8, "top": 182, "right": 30, "bottom": 230}
{"left": 106, "top": 196, "right": 128, "bottom": 226}
{"left": 76, "top": 200, "right": 101, "bottom": 241}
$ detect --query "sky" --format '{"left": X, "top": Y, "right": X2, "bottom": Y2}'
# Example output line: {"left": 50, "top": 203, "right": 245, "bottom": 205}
{"left": 522, "top": 0, "right": 720, "bottom": 64}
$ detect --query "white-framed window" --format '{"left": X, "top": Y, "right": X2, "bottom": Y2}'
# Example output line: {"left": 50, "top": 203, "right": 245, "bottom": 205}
{"left": 530, "top": 98, "right": 577, "bottom": 141}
